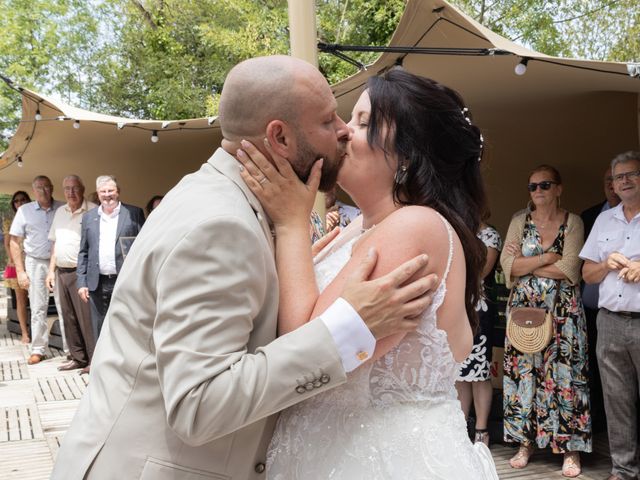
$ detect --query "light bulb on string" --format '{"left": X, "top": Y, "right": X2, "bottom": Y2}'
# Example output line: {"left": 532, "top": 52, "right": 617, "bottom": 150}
{"left": 35, "top": 109, "right": 42, "bottom": 121}
{"left": 515, "top": 58, "right": 529, "bottom": 76}
{"left": 17, "top": 156, "right": 23, "bottom": 167}
{"left": 151, "top": 130, "right": 159, "bottom": 143}
{"left": 73, "top": 120, "right": 80, "bottom": 129}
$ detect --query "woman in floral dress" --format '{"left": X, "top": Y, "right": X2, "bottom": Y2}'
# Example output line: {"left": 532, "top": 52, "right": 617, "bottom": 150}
{"left": 500, "top": 165, "right": 591, "bottom": 478}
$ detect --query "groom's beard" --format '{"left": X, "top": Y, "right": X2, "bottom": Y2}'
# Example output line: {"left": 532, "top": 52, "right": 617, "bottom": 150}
{"left": 292, "top": 134, "right": 345, "bottom": 193}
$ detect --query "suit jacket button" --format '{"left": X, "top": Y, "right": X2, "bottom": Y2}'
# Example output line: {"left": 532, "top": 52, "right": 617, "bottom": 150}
{"left": 320, "top": 374, "right": 330, "bottom": 384}
{"left": 295, "top": 385, "right": 306, "bottom": 394}
{"left": 304, "top": 382, "right": 314, "bottom": 391}
{"left": 255, "top": 463, "right": 266, "bottom": 473}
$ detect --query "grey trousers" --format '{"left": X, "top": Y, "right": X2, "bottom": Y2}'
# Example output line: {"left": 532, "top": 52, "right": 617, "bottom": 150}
{"left": 597, "top": 308, "right": 640, "bottom": 480}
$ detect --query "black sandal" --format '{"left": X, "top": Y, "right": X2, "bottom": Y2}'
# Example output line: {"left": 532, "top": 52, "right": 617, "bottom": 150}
{"left": 474, "top": 428, "right": 490, "bottom": 447}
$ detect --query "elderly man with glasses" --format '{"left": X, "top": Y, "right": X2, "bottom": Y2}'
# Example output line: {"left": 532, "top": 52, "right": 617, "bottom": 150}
{"left": 46, "top": 175, "right": 97, "bottom": 371}
{"left": 580, "top": 151, "right": 640, "bottom": 480}
{"left": 9, "top": 175, "right": 64, "bottom": 364}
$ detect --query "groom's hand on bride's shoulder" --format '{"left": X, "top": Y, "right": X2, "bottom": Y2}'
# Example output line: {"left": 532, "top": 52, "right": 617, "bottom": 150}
{"left": 340, "top": 248, "right": 437, "bottom": 340}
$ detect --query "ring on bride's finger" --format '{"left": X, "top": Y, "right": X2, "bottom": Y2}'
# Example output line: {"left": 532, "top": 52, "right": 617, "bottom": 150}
{"left": 258, "top": 176, "right": 269, "bottom": 185}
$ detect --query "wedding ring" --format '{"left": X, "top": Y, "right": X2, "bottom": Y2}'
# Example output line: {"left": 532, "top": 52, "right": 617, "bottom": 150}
{"left": 258, "top": 176, "right": 268, "bottom": 185}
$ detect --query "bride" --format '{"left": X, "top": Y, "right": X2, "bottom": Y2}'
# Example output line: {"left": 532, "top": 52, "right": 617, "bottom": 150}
{"left": 237, "top": 68, "right": 498, "bottom": 479}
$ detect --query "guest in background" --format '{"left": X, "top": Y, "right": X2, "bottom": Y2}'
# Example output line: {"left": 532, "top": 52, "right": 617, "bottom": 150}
{"left": 77, "top": 175, "right": 145, "bottom": 347}
{"left": 3, "top": 190, "right": 32, "bottom": 343}
{"left": 580, "top": 166, "right": 620, "bottom": 433}
{"left": 500, "top": 165, "right": 590, "bottom": 478}
{"left": 47, "top": 175, "right": 97, "bottom": 372}
{"left": 456, "top": 217, "right": 502, "bottom": 446}
{"left": 324, "top": 187, "right": 360, "bottom": 231}
{"left": 580, "top": 151, "right": 640, "bottom": 480}
{"left": 145, "top": 195, "right": 164, "bottom": 217}
{"left": 10, "top": 176, "right": 64, "bottom": 364}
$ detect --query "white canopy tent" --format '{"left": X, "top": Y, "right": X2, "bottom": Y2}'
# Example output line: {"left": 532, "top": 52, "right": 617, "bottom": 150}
{"left": 1, "top": 0, "right": 638, "bottom": 228}
{"left": 0, "top": 86, "right": 221, "bottom": 208}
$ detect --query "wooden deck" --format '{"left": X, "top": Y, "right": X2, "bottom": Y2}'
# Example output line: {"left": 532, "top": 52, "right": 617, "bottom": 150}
{"left": 0, "top": 292, "right": 613, "bottom": 480}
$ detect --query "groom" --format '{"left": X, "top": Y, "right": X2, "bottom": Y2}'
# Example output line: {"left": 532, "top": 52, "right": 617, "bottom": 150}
{"left": 52, "top": 55, "right": 436, "bottom": 480}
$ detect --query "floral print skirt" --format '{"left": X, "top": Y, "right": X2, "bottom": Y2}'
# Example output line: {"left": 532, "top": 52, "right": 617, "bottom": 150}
{"left": 503, "top": 277, "right": 592, "bottom": 453}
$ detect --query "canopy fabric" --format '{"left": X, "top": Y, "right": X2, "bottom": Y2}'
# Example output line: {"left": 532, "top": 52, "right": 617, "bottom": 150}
{"left": 1, "top": 0, "right": 639, "bottom": 228}
{"left": 0, "top": 87, "right": 221, "bottom": 208}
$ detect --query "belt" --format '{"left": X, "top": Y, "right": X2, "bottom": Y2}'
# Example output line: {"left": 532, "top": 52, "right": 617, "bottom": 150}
{"left": 57, "top": 267, "right": 76, "bottom": 273}
{"left": 99, "top": 273, "right": 118, "bottom": 280}
{"left": 604, "top": 308, "right": 640, "bottom": 319}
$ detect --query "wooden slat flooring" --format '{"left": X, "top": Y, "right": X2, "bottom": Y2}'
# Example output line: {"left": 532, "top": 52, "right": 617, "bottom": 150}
{"left": 0, "top": 291, "right": 615, "bottom": 479}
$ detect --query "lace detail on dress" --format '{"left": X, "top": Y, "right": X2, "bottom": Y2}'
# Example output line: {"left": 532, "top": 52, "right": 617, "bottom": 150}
{"left": 370, "top": 213, "right": 461, "bottom": 407}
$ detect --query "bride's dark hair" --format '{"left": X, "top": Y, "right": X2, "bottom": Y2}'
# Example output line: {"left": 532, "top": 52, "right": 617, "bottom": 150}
{"left": 367, "top": 68, "right": 487, "bottom": 331}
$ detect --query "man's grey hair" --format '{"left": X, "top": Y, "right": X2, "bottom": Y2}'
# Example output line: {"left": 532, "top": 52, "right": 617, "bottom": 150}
{"left": 96, "top": 175, "right": 118, "bottom": 189}
{"left": 611, "top": 151, "right": 640, "bottom": 171}
{"left": 32, "top": 175, "right": 52, "bottom": 187}
{"left": 63, "top": 174, "right": 85, "bottom": 189}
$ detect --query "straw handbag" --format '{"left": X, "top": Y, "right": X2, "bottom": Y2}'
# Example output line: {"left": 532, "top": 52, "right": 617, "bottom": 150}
{"left": 506, "top": 286, "right": 558, "bottom": 354}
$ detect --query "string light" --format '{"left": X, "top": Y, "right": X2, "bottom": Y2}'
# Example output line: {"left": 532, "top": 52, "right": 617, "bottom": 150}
{"left": 73, "top": 120, "right": 80, "bottom": 129}
{"left": 515, "top": 58, "right": 529, "bottom": 75}
{"left": 151, "top": 130, "right": 159, "bottom": 143}
{"left": 35, "top": 109, "right": 42, "bottom": 121}
{"left": 17, "top": 156, "right": 23, "bottom": 167}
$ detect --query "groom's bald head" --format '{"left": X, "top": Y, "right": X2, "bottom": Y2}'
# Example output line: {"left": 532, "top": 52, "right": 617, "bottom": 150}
{"left": 218, "top": 55, "right": 322, "bottom": 140}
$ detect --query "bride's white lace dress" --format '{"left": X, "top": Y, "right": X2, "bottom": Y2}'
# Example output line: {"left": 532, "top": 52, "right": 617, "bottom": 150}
{"left": 266, "top": 215, "right": 499, "bottom": 479}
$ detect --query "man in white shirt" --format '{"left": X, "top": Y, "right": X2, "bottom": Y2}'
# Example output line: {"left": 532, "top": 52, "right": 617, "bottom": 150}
{"left": 47, "top": 175, "right": 97, "bottom": 371}
{"left": 580, "top": 150, "right": 640, "bottom": 480}
{"left": 52, "top": 55, "right": 438, "bottom": 480}
{"left": 76, "top": 175, "right": 145, "bottom": 350}
{"left": 9, "top": 175, "right": 64, "bottom": 364}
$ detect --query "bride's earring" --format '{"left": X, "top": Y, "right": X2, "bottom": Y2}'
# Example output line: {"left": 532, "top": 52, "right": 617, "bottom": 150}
{"left": 394, "top": 164, "right": 408, "bottom": 185}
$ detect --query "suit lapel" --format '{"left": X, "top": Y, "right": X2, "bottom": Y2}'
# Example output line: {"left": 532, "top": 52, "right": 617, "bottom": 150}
{"left": 115, "top": 204, "right": 129, "bottom": 240}
{"left": 208, "top": 148, "right": 275, "bottom": 254}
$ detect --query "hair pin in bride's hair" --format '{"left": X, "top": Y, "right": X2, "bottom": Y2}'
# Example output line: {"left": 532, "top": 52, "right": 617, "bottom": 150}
{"left": 461, "top": 107, "right": 472, "bottom": 125}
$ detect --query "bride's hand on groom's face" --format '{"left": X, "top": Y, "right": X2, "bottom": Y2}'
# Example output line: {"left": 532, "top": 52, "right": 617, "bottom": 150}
{"left": 236, "top": 138, "right": 322, "bottom": 230}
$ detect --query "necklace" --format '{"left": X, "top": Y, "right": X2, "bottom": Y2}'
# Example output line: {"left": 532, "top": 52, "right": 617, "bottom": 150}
{"left": 360, "top": 224, "right": 376, "bottom": 234}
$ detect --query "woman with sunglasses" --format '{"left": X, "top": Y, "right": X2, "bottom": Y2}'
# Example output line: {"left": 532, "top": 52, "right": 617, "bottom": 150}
{"left": 3, "top": 191, "right": 32, "bottom": 343}
{"left": 500, "top": 165, "right": 591, "bottom": 477}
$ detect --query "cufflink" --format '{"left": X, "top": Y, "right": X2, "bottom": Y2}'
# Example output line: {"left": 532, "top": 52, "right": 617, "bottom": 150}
{"left": 356, "top": 351, "right": 369, "bottom": 361}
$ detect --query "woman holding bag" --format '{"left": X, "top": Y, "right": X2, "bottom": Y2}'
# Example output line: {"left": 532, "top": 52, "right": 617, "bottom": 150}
{"left": 500, "top": 165, "right": 591, "bottom": 478}
{"left": 3, "top": 190, "right": 31, "bottom": 343}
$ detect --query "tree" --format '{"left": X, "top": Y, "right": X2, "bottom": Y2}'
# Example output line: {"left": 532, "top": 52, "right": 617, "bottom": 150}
{"left": 0, "top": 0, "right": 109, "bottom": 151}
{"left": 450, "top": 0, "right": 639, "bottom": 62}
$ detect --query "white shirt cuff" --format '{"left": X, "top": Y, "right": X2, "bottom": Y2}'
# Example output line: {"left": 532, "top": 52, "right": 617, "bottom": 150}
{"left": 320, "top": 297, "right": 376, "bottom": 373}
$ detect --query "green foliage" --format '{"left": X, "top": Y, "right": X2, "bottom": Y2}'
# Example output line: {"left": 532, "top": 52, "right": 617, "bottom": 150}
{"left": 450, "top": 0, "right": 640, "bottom": 61}
{"left": 316, "top": 0, "right": 407, "bottom": 84}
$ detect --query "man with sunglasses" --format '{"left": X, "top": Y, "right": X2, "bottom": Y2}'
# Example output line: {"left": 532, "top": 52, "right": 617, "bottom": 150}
{"left": 580, "top": 151, "right": 640, "bottom": 480}
{"left": 9, "top": 175, "right": 64, "bottom": 364}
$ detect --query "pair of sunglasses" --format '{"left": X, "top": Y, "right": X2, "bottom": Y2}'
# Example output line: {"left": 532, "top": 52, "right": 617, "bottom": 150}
{"left": 527, "top": 181, "right": 557, "bottom": 192}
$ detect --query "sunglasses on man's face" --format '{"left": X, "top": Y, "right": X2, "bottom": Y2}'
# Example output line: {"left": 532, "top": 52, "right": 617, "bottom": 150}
{"left": 527, "top": 181, "right": 557, "bottom": 192}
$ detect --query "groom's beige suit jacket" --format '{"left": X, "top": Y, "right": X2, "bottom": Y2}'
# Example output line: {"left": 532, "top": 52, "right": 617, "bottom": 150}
{"left": 51, "top": 148, "right": 348, "bottom": 480}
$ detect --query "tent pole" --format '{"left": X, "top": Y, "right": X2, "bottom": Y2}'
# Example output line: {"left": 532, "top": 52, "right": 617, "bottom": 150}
{"left": 288, "top": 0, "right": 326, "bottom": 223}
